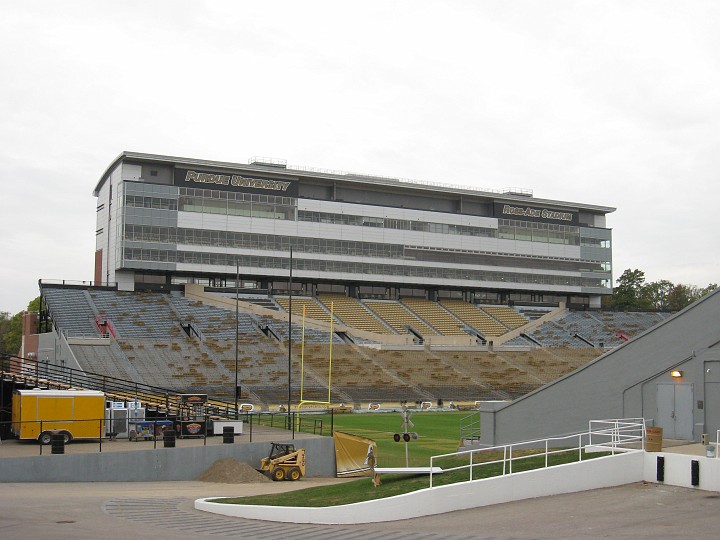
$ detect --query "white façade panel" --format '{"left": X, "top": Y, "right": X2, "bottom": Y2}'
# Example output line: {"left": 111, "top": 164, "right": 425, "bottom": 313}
{"left": 177, "top": 212, "right": 207, "bottom": 229}
{"left": 200, "top": 213, "right": 229, "bottom": 231}
{"left": 298, "top": 199, "right": 498, "bottom": 228}
{"left": 122, "top": 163, "right": 142, "bottom": 181}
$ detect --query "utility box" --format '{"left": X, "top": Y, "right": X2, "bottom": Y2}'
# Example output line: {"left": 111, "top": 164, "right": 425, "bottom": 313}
{"left": 11, "top": 389, "right": 106, "bottom": 444}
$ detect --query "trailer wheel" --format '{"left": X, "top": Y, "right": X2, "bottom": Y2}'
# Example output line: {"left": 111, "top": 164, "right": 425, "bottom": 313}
{"left": 38, "top": 431, "right": 53, "bottom": 445}
{"left": 271, "top": 468, "right": 285, "bottom": 481}
{"left": 60, "top": 431, "right": 72, "bottom": 444}
{"left": 287, "top": 467, "right": 301, "bottom": 481}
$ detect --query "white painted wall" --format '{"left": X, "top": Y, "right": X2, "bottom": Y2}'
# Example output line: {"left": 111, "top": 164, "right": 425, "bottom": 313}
{"left": 643, "top": 451, "right": 720, "bottom": 491}
{"left": 196, "top": 452, "right": 644, "bottom": 524}
{"left": 196, "top": 450, "right": 720, "bottom": 525}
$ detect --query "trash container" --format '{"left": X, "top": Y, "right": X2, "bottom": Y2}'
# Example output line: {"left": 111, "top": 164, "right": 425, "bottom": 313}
{"left": 163, "top": 429, "right": 176, "bottom": 448}
{"left": 645, "top": 426, "right": 663, "bottom": 452}
{"left": 51, "top": 432, "right": 65, "bottom": 455}
{"left": 223, "top": 426, "right": 234, "bottom": 444}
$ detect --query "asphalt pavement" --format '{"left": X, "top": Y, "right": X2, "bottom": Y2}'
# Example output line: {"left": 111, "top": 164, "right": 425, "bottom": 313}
{"left": 1, "top": 478, "right": 719, "bottom": 539}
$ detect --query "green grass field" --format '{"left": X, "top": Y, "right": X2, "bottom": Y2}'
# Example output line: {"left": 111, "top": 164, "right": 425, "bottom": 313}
{"left": 315, "top": 410, "right": 468, "bottom": 467}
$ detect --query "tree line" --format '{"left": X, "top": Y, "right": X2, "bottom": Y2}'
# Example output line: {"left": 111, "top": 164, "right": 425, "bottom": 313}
{"left": 0, "top": 297, "right": 40, "bottom": 358}
{"left": 603, "top": 269, "right": 717, "bottom": 311}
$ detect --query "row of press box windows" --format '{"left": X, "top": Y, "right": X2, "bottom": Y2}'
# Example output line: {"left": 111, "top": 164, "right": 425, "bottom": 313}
{"left": 123, "top": 248, "right": 611, "bottom": 289}
{"left": 122, "top": 194, "right": 609, "bottom": 249}
{"left": 123, "top": 225, "right": 612, "bottom": 273}
{"left": 133, "top": 273, "right": 585, "bottom": 305}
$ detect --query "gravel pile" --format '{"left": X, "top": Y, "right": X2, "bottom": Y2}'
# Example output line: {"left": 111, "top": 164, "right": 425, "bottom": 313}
{"left": 197, "top": 458, "right": 271, "bottom": 483}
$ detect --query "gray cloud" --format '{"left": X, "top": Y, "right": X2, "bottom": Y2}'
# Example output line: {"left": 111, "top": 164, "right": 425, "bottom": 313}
{"left": 1, "top": 0, "right": 718, "bottom": 312}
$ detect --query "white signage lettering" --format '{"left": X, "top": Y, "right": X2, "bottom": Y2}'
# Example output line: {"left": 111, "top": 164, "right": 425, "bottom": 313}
{"left": 184, "top": 170, "right": 291, "bottom": 192}
{"left": 502, "top": 205, "right": 573, "bottom": 222}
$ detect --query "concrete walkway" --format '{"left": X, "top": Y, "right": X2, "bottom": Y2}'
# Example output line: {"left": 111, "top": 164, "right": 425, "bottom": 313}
{"left": 0, "top": 480, "right": 718, "bottom": 539}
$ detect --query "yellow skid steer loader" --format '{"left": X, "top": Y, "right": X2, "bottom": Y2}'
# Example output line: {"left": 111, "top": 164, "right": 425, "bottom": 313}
{"left": 259, "top": 442, "right": 306, "bottom": 481}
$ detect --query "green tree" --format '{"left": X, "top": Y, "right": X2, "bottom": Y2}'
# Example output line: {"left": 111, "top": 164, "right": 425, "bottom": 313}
{"left": 611, "top": 269, "right": 650, "bottom": 310}
{"left": 640, "top": 280, "right": 674, "bottom": 310}
{"left": 0, "top": 296, "right": 41, "bottom": 356}
{"left": 607, "top": 271, "right": 716, "bottom": 311}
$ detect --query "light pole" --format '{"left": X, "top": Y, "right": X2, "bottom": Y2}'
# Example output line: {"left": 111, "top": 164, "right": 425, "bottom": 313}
{"left": 234, "top": 260, "right": 239, "bottom": 418}
{"left": 287, "top": 246, "right": 293, "bottom": 428}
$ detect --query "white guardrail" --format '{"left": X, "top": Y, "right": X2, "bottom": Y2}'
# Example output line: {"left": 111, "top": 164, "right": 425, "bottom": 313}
{"left": 429, "top": 418, "right": 646, "bottom": 488}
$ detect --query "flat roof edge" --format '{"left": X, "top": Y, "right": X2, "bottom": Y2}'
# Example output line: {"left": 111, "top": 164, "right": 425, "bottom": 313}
{"left": 92, "top": 151, "right": 615, "bottom": 213}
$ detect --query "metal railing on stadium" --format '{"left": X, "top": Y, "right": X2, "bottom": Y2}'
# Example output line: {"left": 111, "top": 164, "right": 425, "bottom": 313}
{"left": 429, "top": 418, "right": 645, "bottom": 488}
{"left": 39, "top": 279, "right": 118, "bottom": 288}
{"left": 1, "top": 354, "right": 329, "bottom": 439}
{"left": 0, "top": 353, "right": 214, "bottom": 417}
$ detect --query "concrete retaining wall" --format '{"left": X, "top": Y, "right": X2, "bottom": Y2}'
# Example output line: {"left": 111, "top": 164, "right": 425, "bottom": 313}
{"left": 0, "top": 437, "right": 335, "bottom": 482}
{"left": 196, "top": 449, "right": 720, "bottom": 525}
{"left": 643, "top": 451, "right": 720, "bottom": 491}
{"left": 196, "top": 451, "right": 645, "bottom": 524}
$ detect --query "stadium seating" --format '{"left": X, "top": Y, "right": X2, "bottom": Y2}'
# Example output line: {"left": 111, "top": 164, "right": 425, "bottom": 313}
{"left": 72, "top": 341, "right": 143, "bottom": 382}
{"left": 400, "top": 298, "right": 468, "bottom": 336}
{"left": 88, "top": 290, "right": 182, "bottom": 338}
{"left": 258, "top": 316, "right": 344, "bottom": 344}
{"left": 480, "top": 306, "right": 529, "bottom": 330}
{"left": 440, "top": 299, "right": 508, "bottom": 337}
{"left": 363, "top": 300, "right": 438, "bottom": 337}
{"left": 42, "top": 287, "right": 99, "bottom": 336}
{"left": 316, "top": 294, "right": 394, "bottom": 334}
{"left": 274, "top": 296, "right": 335, "bottom": 323}
{"left": 39, "top": 285, "right": 663, "bottom": 409}
{"left": 525, "top": 320, "right": 590, "bottom": 347}
{"left": 170, "top": 296, "right": 260, "bottom": 340}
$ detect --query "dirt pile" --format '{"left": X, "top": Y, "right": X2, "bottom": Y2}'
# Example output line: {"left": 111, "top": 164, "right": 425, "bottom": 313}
{"left": 197, "top": 458, "right": 271, "bottom": 483}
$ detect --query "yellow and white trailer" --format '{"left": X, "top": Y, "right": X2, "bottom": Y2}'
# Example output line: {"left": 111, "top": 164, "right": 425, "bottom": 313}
{"left": 11, "top": 389, "right": 106, "bottom": 444}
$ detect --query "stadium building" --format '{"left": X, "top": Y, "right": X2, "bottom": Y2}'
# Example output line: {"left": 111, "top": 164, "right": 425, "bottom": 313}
{"left": 93, "top": 152, "right": 615, "bottom": 309}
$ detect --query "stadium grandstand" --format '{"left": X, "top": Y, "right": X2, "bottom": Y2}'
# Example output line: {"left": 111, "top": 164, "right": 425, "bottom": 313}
{"left": 13, "top": 152, "right": 673, "bottom": 410}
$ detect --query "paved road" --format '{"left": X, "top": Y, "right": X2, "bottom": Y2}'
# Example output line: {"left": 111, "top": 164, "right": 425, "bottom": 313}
{"left": 1, "top": 479, "right": 719, "bottom": 539}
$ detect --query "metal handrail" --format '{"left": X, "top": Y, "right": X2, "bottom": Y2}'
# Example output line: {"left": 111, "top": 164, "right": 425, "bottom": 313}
{"left": 429, "top": 419, "right": 645, "bottom": 488}
{"left": 459, "top": 411, "right": 481, "bottom": 442}
{"left": 39, "top": 279, "right": 117, "bottom": 288}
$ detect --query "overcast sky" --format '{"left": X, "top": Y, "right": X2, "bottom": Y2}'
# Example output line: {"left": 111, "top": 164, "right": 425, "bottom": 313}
{"left": 1, "top": 1, "right": 718, "bottom": 314}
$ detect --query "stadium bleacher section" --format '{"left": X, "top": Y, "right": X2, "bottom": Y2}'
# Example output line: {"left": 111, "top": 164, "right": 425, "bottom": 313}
{"left": 440, "top": 299, "right": 508, "bottom": 337}
{"left": 316, "top": 294, "right": 394, "bottom": 334}
{"left": 42, "top": 287, "right": 100, "bottom": 337}
{"left": 363, "top": 300, "right": 439, "bottom": 337}
{"left": 38, "top": 284, "right": 673, "bottom": 408}
{"left": 400, "top": 298, "right": 467, "bottom": 336}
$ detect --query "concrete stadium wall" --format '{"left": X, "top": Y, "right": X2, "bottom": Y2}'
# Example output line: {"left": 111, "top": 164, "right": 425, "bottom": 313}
{"left": 0, "top": 437, "right": 335, "bottom": 483}
{"left": 478, "top": 289, "right": 720, "bottom": 447}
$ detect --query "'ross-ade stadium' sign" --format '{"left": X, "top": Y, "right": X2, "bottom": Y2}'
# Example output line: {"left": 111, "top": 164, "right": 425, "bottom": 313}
{"left": 494, "top": 202, "right": 578, "bottom": 225}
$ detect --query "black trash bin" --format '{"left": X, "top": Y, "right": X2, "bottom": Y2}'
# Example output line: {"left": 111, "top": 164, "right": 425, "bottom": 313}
{"left": 51, "top": 432, "right": 65, "bottom": 455}
{"left": 163, "top": 429, "right": 176, "bottom": 448}
{"left": 223, "top": 426, "right": 234, "bottom": 444}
